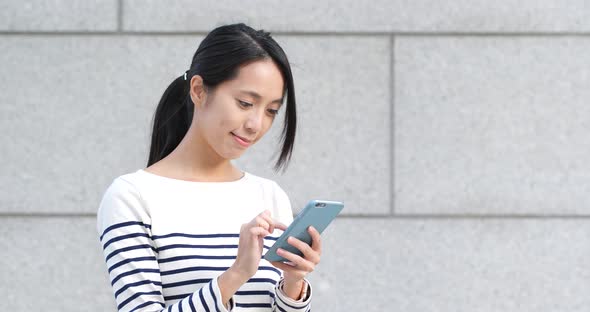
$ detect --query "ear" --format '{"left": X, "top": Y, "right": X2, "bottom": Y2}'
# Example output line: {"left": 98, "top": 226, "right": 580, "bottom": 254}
{"left": 189, "top": 75, "right": 208, "bottom": 109}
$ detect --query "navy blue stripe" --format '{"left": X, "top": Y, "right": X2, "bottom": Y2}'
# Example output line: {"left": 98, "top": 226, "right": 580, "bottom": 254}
{"left": 100, "top": 221, "right": 151, "bottom": 241}
{"left": 236, "top": 303, "right": 273, "bottom": 308}
{"left": 157, "top": 244, "right": 271, "bottom": 252}
{"left": 160, "top": 266, "right": 280, "bottom": 277}
{"left": 166, "top": 294, "right": 190, "bottom": 301}
{"left": 162, "top": 278, "right": 212, "bottom": 289}
{"left": 118, "top": 290, "right": 161, "bottom": 310}
{"left": 166, "top": 289, "right": 274, "bottom": 303}
{"left": 114, "top": 279, "right": 162, "bottom": 298}
{"left": 275, "top": 304, "right": 287, "bottom": 312}
{"left": 158, "top": 255, "right": 235, "bottom": 263}
{"left": 129, "top": 300, "right": 164, "bottom": 312}
{"left": 152, "top": 233, "right": 239, "bottom": 240}
{"left": 157, "top": 244, "right": 237, "bottom": 252}
{"left": 247, "top": 278, "right": 278, "bottom": 285}
{"left": 105, "top": 244, "right": 157, "bottom": 262}
{"left": 109, "top": 256, "right": 156, "bottom": 273}
{"left": 103, "top": 232, "right": 150, "bottom": 249}
{"left": 277, "top": 291, "right": 307, "bottom": 309}
{"left": 259, "top": 266, "right": 282, "bottom": 276}
{"left": 188, "top": 293, "right": 196, "bottom": 311}
{"left": 209, "top": 281, "right": 220, "bottom": 312}
{"left": 151, "top": 232, "right": 279, "bottom": 241}
{"left": 198, "top": 288, "right": 210, "bottom": 312}
{"left": 161, "top": 266, "right": 227, "bottom": 276}
{"left": 111, "top": 268, "right": 160, "bottom": 286}
{"left": 179, "top": 299, "right": 183, "bottom": 312}
{"left": 236, "top": 290, "right": 274, "bottom": 297}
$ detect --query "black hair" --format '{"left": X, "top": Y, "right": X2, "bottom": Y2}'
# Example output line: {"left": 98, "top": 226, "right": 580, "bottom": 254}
{"left": 147, "top": 23, "right": 297, "bottom": 173}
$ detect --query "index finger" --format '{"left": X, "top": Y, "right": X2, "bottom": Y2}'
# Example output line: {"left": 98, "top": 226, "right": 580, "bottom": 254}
{"left": 258, "top": 212, "right": 276, "bottom": 234}
{"left": 273, "top": 221, "right": 288, "bottom": 231}
{"left": 259, "top": 213, "right": 287, "bottom": 234}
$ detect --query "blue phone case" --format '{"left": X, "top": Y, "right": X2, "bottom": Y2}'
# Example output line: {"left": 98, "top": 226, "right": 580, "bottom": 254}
{"left": 264, "top": 199, "right": 344, "bottom": 262}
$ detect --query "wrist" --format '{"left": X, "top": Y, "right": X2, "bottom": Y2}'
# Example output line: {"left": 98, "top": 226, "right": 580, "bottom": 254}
{"left": 226, "top": 265, "right": 251, "bottom": 284}
{"left": 217, "top": 266, "right": 251, "bottom": 308}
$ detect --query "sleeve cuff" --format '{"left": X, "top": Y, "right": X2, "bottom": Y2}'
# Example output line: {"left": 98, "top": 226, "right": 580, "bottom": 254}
{"left": 275, "top": 278, "right": 312, "bottom": 309}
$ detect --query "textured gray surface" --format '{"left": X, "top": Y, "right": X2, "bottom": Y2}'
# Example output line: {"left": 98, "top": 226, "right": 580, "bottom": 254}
{"left": 0, "top": 35, "right": 202, "bottom": 213}
{"left": 0, "top": 0, "right": 118, "bottom": 31}
{"left": 2, "top": 1, "right": 590, "bottom": 312}
{"left": 394, "top": 37, "right": 590, "bottom": 216}
{"left": 1, "top": 217, "right": 116, "bottom": 311}
{"left": 309, "top": 218, "right": 590, "bottom": 312}
{"left": 121, "top": 0, "right": 590, "bottom": 32}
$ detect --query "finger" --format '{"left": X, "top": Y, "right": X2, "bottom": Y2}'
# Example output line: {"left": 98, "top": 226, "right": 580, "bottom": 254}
{"left": 308, "top": 226, "right": 322, "bottom": 255}
{"left": 273, "top": 221, "right": 288, "bottom": 231}
{"left": 258, "top": 213, "right": 275, "bottom": 234}
{"left": 287, "top": 236, "right": 320, "bottom": 264}
{"left": 269, "top": 261, "right": 298, "bottom": 273}
{"left": 253, "top": 216, "right": 270, "bottom": 232}
{"left": 277, "top": 248, "right": 314, "bottom": 272}
{"left": 249, "top": 227, "right": 271, "bottom": 238}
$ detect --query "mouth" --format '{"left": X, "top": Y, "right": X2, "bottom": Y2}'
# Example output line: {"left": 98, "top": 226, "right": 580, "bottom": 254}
{"left": 231, "top": 132, "right": 252, "bottom": 146}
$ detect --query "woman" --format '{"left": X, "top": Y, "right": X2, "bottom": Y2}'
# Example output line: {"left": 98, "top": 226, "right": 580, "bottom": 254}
{"left": 96, "top": 23, "right": 320, "bottom": 311}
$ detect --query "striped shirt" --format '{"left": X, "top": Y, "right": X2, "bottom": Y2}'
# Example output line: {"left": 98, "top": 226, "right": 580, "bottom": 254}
{"left": 96, "top": 169, "right": 312, "bottom": 312}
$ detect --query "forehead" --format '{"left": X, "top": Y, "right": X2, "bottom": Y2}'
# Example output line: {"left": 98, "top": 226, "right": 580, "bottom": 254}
{"left": 224, "top": 59, "right": 285, "bottom": 100}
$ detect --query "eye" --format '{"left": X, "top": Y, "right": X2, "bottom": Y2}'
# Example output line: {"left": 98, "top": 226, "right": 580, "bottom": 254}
{"left": 267, "top": 109, "right": 279, "bottom": 116}
{"left": 238, "top": 100, "right": 253, "bottom": 108}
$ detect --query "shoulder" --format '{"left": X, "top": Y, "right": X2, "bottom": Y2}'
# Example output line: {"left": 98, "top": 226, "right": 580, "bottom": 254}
{"left": 245, "top": 172, "right": 294, "bottom": 224}
{"left": 244, "top": 172, "right": 290, "bottom": 201}
{"left": 99, "top": 171, "right": 144, "bottom": 206}
{"left": 96, "top": 171, "right": 150, "bottom": 236}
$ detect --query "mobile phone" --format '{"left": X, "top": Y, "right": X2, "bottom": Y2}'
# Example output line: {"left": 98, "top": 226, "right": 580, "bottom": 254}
{"left": 264, "top": 199, "right": 344, "bottom": 262}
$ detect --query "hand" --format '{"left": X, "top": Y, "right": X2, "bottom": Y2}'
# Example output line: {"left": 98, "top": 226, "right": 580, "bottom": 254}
{"left": 231, "top": 210, "right": 287, "bottom": 279}
{"left": 270, "top": 225, "right": 321, "bottom": 284}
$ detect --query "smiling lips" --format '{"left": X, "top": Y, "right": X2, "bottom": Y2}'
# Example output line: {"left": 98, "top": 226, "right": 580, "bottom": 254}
{"left": 231, "top": 132, "right": 252, "bottom": 147}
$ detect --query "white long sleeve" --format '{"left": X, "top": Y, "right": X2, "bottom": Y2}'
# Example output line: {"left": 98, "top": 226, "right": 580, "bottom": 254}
{"left": 96, "top": 169, "right": 312, "bottom": 312}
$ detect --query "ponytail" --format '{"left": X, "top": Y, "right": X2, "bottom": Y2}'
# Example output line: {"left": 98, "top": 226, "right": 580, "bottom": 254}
{"left": 147, "top": 74, "right": 193, "bottom": 166}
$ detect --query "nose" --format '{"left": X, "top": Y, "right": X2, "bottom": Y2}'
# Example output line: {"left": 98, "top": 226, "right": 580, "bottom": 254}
{"left": 244, "top": 110, "right": 263, "bottom": 134}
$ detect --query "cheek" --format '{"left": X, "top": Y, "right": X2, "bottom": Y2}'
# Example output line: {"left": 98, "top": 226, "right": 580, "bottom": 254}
{"left": 205, "top": 104, "right": 234, "bottom": 131}
{"left": 217, "top": 115, "right": 239, "bottom": 131}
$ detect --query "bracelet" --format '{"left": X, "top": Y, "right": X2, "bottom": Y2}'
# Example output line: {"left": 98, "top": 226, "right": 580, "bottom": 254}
{"left": 299, "top": 280, "right": 308, "bottom": 301}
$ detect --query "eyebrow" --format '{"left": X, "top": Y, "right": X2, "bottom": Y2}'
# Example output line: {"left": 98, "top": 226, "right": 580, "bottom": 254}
{"left": 238, "top": 90, "right": 283, "bottom": 105}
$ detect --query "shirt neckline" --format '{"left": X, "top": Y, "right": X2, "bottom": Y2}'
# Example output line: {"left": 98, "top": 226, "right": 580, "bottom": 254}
{"left": 136, "top": 168, "right": 250, "bottom": 185}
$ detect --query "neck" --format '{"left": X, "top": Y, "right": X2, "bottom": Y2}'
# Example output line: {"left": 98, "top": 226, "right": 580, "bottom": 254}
{"left": 163, "top": 124, "right": 239, "bottom": 181}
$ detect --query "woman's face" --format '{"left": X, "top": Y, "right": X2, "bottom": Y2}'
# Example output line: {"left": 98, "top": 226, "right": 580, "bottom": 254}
{"left": 191, "top": 59, "right": 285, "bottom": 160}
